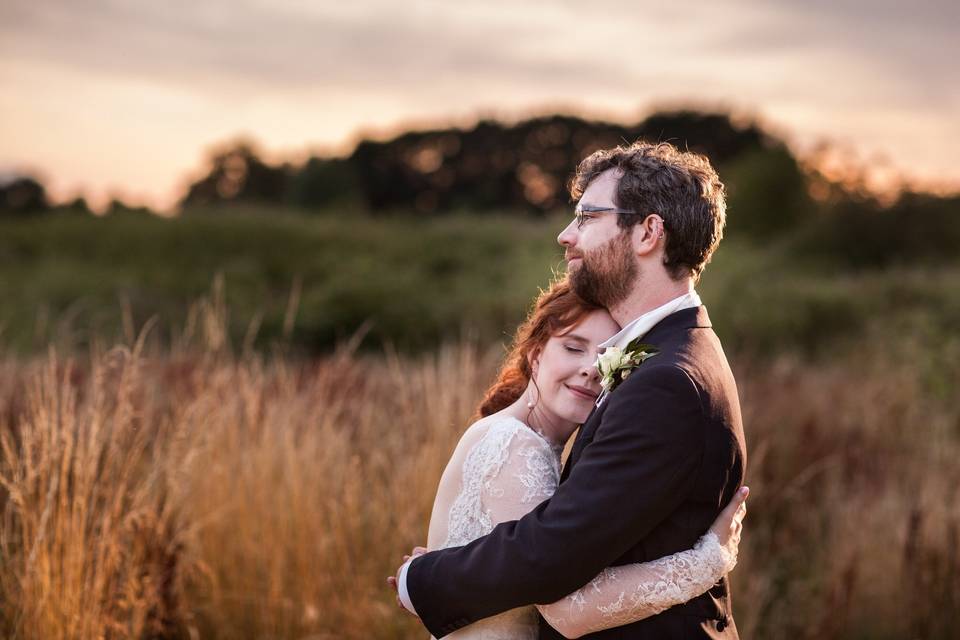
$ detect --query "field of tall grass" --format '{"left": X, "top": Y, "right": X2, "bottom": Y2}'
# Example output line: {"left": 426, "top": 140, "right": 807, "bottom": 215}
{"left": 0, "top": 284, "right": 957, "bottom": 639}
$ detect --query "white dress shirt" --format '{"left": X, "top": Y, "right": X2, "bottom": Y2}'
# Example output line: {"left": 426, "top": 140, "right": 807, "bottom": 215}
{"left": 397, "top": 290, "right": 703, "bottom": 615}
{"left": 397, "top": 557, "right": 417, "bottom": 615}
{"left": 599, "top": 290, "right": 702, "bottom": 351}
{"left": 593, "top": 290, "right": 702, "bottom": 406}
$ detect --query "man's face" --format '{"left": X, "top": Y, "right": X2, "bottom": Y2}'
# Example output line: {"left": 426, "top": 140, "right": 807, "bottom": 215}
{"left": 557, "top": 168, "right": 637, "bottom": 308}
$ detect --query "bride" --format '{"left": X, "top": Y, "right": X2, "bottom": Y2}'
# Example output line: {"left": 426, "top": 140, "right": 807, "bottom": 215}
{"left": 393, "top": 277, "right": 748, "bottom": 639}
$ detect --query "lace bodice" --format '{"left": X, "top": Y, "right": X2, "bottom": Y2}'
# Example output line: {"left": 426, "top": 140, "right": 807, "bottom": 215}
{"left": 425, "top": 415, "right": 737, "bottom": 639}
{"left": 441, "top": 417, "right": 562, "bottom": 548}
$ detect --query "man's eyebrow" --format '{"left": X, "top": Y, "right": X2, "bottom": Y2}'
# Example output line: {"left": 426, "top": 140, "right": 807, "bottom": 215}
{"left": 576, "top": 202, "right": 615, "bottom": 211}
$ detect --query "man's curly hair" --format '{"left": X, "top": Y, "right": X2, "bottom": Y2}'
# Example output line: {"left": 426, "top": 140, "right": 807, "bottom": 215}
{"left": 569, "top": 141, "right": 727, "bottom": 281}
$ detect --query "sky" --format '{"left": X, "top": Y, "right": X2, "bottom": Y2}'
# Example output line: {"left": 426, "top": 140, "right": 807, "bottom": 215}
{"left": 1, "top": 0, "right": 958, "bottom": 212}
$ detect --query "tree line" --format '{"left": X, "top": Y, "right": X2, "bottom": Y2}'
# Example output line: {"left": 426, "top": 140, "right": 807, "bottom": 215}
{"left": 4, "top": 109, "right": 958, "bottom": 265}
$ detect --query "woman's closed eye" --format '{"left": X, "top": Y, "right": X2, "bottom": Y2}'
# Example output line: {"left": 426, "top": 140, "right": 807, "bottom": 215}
{"left": 564, "top": 345, "right": 584, "bottom": 353}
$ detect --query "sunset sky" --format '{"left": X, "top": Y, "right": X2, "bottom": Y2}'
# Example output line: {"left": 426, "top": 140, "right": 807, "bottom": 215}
{"left": 1, "top": 0, "right": 957, "bottom": 212}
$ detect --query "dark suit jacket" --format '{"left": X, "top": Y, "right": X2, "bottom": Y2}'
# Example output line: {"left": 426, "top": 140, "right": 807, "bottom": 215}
{"left": 407, "top": 306, "right": 747, "bottom": 639}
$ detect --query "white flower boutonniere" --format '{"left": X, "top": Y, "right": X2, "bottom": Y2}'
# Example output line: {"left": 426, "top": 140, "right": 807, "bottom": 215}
{"left": 595, "top": 337, "right": 660, "bottom": 397}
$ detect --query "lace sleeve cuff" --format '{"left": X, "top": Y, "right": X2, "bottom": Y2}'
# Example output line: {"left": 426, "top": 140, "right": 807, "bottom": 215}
{"left": 697, "top": 530, "right": 739, "bottom": 578}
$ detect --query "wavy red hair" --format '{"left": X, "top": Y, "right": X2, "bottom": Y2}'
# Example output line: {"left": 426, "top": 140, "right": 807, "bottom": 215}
{"left": 475, "top": 277, "right": 603, "bottom": 419}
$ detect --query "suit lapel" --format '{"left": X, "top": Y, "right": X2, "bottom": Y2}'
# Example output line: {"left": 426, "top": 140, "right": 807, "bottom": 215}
{"left": 559, "top": 306, "right": 711, "bottom": 483}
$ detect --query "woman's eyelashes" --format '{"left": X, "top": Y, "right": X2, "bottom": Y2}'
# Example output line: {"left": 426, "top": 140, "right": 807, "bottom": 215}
{"left": 563, "top": 344, "right": 584, "bottom": 353}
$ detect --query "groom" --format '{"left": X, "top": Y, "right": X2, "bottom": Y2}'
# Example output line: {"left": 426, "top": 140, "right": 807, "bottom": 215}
{"left": 393, "top": 141, "right": 747, "bottom": 639}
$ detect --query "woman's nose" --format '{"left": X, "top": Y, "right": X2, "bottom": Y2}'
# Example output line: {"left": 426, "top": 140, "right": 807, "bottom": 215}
{"left": 580, "top": 360, "right": 599, "bottom": 381}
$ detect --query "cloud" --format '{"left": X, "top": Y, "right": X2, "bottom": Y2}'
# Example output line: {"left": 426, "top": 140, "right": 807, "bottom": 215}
{"left": 1, "top": 0, "right": 957, "bottom": 208}
{"left": 3, "top": 0, "right": 954, "bottom": 105}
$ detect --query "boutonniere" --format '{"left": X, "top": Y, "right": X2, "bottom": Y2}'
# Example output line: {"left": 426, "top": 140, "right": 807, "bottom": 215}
{"left": 595, "top": 337, "right": 660, "bottom": 396}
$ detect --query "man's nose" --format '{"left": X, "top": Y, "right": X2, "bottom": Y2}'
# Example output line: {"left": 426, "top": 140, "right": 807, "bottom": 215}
{"left": 557, "top": 220, "right": 577, "bottom": 247}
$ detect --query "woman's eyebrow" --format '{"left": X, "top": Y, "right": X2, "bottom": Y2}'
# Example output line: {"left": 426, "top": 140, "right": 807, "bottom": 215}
{"left": 560, "top": 333, "right": 590, "bottom": 344}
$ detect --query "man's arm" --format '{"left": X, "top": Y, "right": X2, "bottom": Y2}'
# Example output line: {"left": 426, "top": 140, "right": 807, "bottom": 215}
{"left": 406, "top": 365, "right": 707, "bottom": 638}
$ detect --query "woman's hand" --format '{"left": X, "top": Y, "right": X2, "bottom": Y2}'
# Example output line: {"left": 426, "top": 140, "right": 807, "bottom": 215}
{"left": 709, "top": 486, "right": 748, "bottom": 556}
{"left": 403, "top": 546, "right": 428, "bottom": 565}
{"left": 387, "top": 546, "right": 428, "bottom": 615}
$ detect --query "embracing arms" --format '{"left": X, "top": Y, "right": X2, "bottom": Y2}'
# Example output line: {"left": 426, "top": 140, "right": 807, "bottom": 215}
{"left": 535, "top": 495, "right": 745, "bottom": 638}
{"left": 479, "top": 421, "right": 745, "bottom": 638}
{"left": 405, "top": 365, "right": 742, "bottom": 637}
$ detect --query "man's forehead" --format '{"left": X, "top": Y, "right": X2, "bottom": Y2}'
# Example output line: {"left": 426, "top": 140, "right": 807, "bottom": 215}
{"left": 578, "top": 167, "right": 622, "bottom": 207}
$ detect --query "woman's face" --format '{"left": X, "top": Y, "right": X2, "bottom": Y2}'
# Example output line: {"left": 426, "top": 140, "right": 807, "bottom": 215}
{"left": 532, "top": 309, "right": 620, "bottom": 429}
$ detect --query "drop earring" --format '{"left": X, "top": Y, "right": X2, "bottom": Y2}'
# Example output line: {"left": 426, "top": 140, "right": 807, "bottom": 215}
{"left": 528, "top": 358, "right": 539, "bottom": 409}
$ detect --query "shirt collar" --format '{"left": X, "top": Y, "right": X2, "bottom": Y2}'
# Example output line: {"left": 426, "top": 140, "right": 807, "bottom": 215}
{"left": 599, "top": 290, "right": 702, "bottom": 351}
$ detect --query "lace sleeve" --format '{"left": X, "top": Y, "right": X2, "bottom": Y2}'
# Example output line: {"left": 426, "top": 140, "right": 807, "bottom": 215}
{"left": 536, "top": 532, "right": 738, "bottom": 638}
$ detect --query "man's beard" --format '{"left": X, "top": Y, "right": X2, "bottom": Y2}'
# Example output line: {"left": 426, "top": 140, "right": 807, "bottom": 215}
{"left": 569, "top": 231, "right": 637, "bottom": 309}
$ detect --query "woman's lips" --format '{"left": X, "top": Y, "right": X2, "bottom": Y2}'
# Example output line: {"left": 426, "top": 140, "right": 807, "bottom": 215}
{"left": 565, "top": 383, "right": 598, "bottom": 401}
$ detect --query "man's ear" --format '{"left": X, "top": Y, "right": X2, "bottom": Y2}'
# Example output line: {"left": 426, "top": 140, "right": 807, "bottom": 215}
{"left": 628, "top": 223, "right": 649, "bottom": 257}
{"left": 632, "top": 215, "right": 664, "bottom": 256}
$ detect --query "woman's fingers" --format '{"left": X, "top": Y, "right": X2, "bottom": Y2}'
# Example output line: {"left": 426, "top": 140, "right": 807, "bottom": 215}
{"left": 733, "top": 485, "right": 749, "bottom": 506}
{"left": 733, "top": 502, "right": 747, "bottom": 527}
{"left": 727, "top": 488, "right": 748, "bottom": 547}
{"left": 401, "top": 546, "right": 428, "bottom": 565}
{"left": 709, "top": 486, "right": 750, "bottom": 544}
{"left": 720, "top": 486, "right": 749, "bottom": 522}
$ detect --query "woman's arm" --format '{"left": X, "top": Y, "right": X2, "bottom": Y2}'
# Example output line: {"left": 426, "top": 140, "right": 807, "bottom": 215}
{"left": 535, "top": 488, "right": 747, "bottom": 638}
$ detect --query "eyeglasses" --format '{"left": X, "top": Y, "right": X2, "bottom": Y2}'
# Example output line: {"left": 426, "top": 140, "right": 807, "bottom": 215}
{"left": 573, "top": 204, "right": 642, "bottom": 230}
{"left": 573, "top": 206, "right": 666, "bottom": 239}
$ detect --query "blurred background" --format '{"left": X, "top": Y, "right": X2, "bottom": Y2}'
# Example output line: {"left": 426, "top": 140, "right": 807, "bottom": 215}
{"left": 0, "top": 1, "right": 958, "bottom": 638}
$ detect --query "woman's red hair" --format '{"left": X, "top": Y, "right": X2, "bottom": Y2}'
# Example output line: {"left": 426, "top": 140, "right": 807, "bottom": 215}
{"left": 475, "top": 277, "right": 603, "bottom": 419}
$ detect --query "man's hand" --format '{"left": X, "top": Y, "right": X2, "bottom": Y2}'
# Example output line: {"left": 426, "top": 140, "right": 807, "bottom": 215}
{"left": 387, "top": 546, "right": 428, "bottom": 616}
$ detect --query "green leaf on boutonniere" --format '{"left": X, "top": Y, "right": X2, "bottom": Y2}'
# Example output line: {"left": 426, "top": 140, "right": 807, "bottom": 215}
{"left": 596, "top": 340, "right": 660, "bottom": 394}
{"left": 624, "top": 338, "right": 659, "bottom": 357}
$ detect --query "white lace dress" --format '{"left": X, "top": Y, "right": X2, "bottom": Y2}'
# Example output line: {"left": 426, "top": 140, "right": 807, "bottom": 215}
{"left": 425, "top": 415, "right": 737, "bottom": 640}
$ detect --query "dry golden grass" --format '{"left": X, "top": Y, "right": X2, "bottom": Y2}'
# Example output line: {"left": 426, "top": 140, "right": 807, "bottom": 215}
{"left": 0, "top": 295, "right": 957, "bottom": 639}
